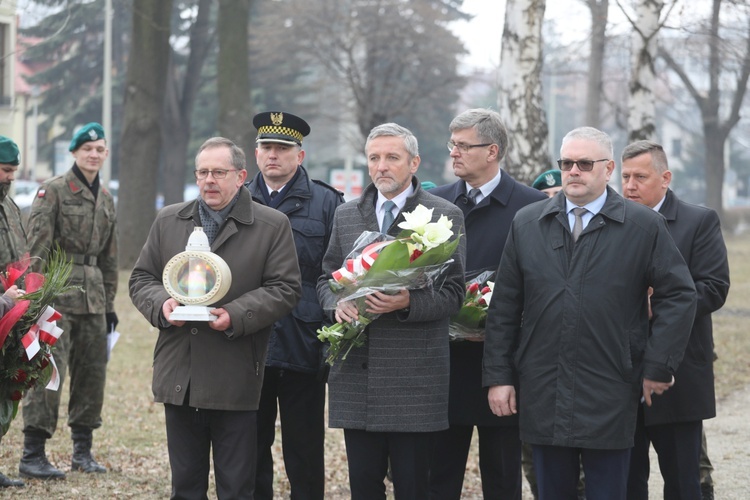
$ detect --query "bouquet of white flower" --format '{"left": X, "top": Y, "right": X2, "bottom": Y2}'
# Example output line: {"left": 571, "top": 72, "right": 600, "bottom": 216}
{"left": 317, "top": 204, "right": 460, "bottom": 365}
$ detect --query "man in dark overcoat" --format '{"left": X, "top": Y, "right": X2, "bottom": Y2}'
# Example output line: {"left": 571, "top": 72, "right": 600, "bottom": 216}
{"left": 129, "top": 137, "right": 301, "bottom": 499}
{"left": 429, "top": 108, "right": 545, "bottom": 500}
{"left": 317, "top": 123, "right": 465, "bottom": 499}
{"left": 246, "top": 111, "right": 344, "bottom": 500}
{"left": 483, "top": 127, "right": 697, "bottom": 500}
{"left": 621, "top": 140, "right": 730, "bottom": 500}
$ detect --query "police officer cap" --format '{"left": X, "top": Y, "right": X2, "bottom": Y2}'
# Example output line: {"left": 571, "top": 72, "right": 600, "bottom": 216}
{"left": 69, "top": 122, "right": 106, "bottom": 152}
{"left": 253, "top": 111, "right": 310, "bottom": 146}
{"left": 532, "top": 169, "right": 562, "bottom": 190}
{"left": 0, "top": 136, "right": 20, "bottom": 166}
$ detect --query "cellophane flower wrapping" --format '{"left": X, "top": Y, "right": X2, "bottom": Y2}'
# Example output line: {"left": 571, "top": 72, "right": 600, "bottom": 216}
{"left": 317, "top": 205, "right": 461, "bottom": 366}
{"left": 0, "top": 249, "right": 76, "bottom": 437}
{"left": 449, "top": 269, "right": 495, "bottom": 341}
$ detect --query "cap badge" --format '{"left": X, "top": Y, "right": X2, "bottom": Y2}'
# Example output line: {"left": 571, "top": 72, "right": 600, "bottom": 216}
{"left": 271, "top": 112, "right": 284, "bottom": 126}
{"left": 545, "top": 173, "right": 556, "bottom": 186}
{"left": 88, "top": 129, "right": 98, "bottom": 141}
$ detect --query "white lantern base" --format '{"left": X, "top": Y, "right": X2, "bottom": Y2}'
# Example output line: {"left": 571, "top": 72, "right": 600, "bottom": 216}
{"left": 169, "top": 305, "right": 217, "bottom": 322}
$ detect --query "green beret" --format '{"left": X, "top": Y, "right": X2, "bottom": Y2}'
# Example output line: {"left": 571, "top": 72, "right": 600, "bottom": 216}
{"left": 69, "top": 122, "right": 106, "bottom": 152}
{"left": 532, "top": 169, "right": 562, "bottom": 190}
{"left": 420, "top": 181, "right": 437, "bottom": 190}
{"left": 0, "top": 136, "right": 20, "bottom": 166}
{"left": 253, "top": 111, "right": 310, "bottom": 146}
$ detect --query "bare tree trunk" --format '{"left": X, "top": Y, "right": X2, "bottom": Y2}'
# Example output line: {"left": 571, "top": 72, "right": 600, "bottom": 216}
{"left": 498, "top": 0, "right": 550, "bottom": 183}
{"left": 162, "top": 0, "right": 213, "bottom": 206}
{"left": 217, "top": 0, "right": 255, "bottom": 176}
{"left": 585, "top": 0, "right": 609, "bottom": 128}
{"left": 659, "top": 0, "right": 750, "bottom": 219}
{"left": 627, "top": 0, "right": 664, "bottom": 142}
{"left": 117, "top": 0, "right": 173, "bottom": 269}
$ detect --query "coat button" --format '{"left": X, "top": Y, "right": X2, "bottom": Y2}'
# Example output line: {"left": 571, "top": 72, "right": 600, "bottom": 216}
{"left": 145, "top": 300, "right": 153, "bottom": 308}
{"left": 246, "top": 311, "right": 253, "bottom": 318}
{"left": 190, "top": 328, "right": 198, "bottom": 335}
{"left": 361, "top": 362, "right": 368, "bottom": 369}
{"left": 175, "top": 385, "right": 182, "bottom": 392}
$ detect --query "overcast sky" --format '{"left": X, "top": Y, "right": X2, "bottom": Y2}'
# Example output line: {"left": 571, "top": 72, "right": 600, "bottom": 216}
{"left": 452, "top": 0, "right": 622, "bottom": 71}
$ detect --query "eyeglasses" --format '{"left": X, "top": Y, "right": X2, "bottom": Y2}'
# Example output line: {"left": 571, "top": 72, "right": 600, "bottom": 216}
{"left": 194, "top": 169, "right": 238, "bottom": 180}
{"left": 556, "top": 159, "right": 609, "bottom": 172}
{"left": 447, "top": 141, "right": 493, "bottom": 153}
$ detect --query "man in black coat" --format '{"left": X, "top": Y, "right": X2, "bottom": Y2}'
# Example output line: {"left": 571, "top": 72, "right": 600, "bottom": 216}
{"left": 429, "top": 108, "right": 546, "bottom": 499}
{"left": 483, "top": 127, "right": 696, "bottom": 500}
{"left": 621, "top": 141, "right": 730, "bottom": 500}
{"left": 246, "top": 111, "right": 344, "bottom": 500}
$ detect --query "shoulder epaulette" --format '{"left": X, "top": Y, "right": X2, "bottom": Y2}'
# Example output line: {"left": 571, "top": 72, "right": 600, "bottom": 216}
{"left": 312, "top": 178, "right": 344, "bottom": 198}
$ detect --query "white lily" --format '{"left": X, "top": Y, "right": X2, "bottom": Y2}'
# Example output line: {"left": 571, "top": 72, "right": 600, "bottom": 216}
{"left": 398, "top": 204, "right": 434, "bottom": 234}
{"left": 413, "top": 215, "right": 453, "bottom": 250}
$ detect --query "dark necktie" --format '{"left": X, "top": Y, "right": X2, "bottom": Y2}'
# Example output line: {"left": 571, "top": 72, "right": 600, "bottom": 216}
{"left": 381, "top": 200, "right": 396, "bottom": 233}
{"left": 270, "top": 190, "right": 279, "bottom": 200}
{"left": 572, "top": 207, "right": 587, "bottom": 242}
{"left": 468, "top": 188, "right": 481, "bottom": 204}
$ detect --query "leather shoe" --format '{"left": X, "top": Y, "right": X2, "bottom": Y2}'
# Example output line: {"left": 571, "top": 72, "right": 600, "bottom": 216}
{"left": 0, "top": 471, "right": 24, "bottom": 488}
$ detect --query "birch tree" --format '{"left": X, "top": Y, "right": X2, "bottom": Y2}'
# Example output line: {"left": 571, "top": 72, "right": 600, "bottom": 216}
{"left": 498, "top": 0, "right": 550, "bottom": 181}
{"left": 583, "top": 0, "right": 609, "bottom": 128}
{"left": 618, "top": 0, "right": 674, "bottom": 142}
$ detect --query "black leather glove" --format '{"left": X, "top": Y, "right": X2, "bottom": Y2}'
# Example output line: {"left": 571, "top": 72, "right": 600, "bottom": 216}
{"left": 106, "top": 311, "right": 119, "bottom": 333}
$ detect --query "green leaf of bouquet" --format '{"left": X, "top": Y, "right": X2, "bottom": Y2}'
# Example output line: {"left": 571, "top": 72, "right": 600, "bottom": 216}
{"left": 365, "top": 240, "right": 411, "bottom": 275}
{"left": 0, "top": 399, "right": 19, "bottom": 438}
{"left": 451, "top": 306, "right": 487, "bottom": 328}
{"left": 408, "top": 237, "right": 460, "bottom": 268}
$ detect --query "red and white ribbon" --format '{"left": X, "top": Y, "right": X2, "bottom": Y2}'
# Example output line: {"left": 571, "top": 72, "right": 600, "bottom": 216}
{"left": 21, "top": 306, "right": 64, "bottom": 360}
{"left": 331, "top": 240, "right": 396, "bottom": 284}
{"left": 45, "top": 355, "right": 60, "bottom": 391}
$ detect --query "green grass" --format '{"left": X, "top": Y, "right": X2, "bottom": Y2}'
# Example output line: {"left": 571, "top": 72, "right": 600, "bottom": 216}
{"left": 2, "top": 232, "right": 749, "bottom": 498}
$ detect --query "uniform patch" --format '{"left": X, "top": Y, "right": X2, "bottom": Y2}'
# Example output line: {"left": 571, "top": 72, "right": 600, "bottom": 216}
{"left": 37, "top": 188, "right": 46, "bottom": 198}
{"left": 68, "top": 180, "right": 81, "bottom": 193}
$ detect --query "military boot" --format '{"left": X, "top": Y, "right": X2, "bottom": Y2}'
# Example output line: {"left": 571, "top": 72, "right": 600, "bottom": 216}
{"left": 71, "top": 427, "right": 106, "bottom": 473}
{"left": 18, "top": 434, "right": 66, "bottom": 480}
{"left": 0, "top": 470, "right": 24, "bottom": 488}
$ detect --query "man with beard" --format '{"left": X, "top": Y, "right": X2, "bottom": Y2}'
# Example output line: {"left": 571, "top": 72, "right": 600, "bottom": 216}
{"left": 317, "top": 123, "right": 466, "bottom": 499}
{"left": 0, "top": 135, "right": 27, "bottom": 489}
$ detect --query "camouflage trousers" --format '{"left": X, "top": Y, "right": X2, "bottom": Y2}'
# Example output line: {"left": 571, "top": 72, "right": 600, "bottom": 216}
{"left": 22, "top": 312, "right": 108, "bottom": 438}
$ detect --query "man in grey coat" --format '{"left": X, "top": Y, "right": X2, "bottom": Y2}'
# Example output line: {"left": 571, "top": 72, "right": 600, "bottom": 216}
{"left": 130, "top": 137, "right": 301, "bottom": 499}
{"left": 317, "top": 123, "right": 465, "bottom": 500}
{"left": 483, "top": 127, "right": 697, "bottom": 500}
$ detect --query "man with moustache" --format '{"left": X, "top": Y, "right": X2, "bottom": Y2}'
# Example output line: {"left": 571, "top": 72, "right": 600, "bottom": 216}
{"left": 317, "top": 123, "right": 465, "bottom": 499}
{"left": 429, "top": 108, "right": 545, "bottom": 500}
{"left": 621, "top": 140, "right": 729, "bottom": 500}
{"left": 483, "top": 127, "right": 696, "bottom": 500}
{"left": 245, "top": 111, "right": 343, "bottom": 500}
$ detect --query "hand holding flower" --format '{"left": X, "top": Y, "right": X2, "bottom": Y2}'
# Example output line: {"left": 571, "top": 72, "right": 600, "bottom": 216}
{"left": 365, "top": 289, "right": 409, "bottom": 314}
{"left": 335, "top": 300, "right": 360, "bottom": 324}
{"left": 3, "top": 285, "right": 25, "bottom": 301}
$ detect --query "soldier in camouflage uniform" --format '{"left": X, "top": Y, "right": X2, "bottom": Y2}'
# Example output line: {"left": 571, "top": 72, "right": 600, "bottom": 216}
{"left": 19, "top": 123, "right": 118, "bottom": 480}
{"left": 0, "top": 136, "right": 28, "bottom": 488}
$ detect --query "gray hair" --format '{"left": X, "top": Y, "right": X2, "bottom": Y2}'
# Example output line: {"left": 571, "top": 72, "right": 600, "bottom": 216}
{"left": 196, "top": 137, "right": 247, "bottom": 170}
{"left": 450, "top": 108, "right": 509, "bottom": 161}
{"left": 365, "top": 123, "right": 419, "bottom": 159}
{"left": 621, "top": 140, "right": 669, "bottom": 174}
{"left": 561, "top": 127, "right": 613, "bottom": 159}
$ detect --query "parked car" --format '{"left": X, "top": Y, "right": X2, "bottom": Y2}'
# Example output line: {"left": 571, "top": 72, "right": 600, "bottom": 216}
{"left": 12, "top": 179, "right": 41, "bottom": 215}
